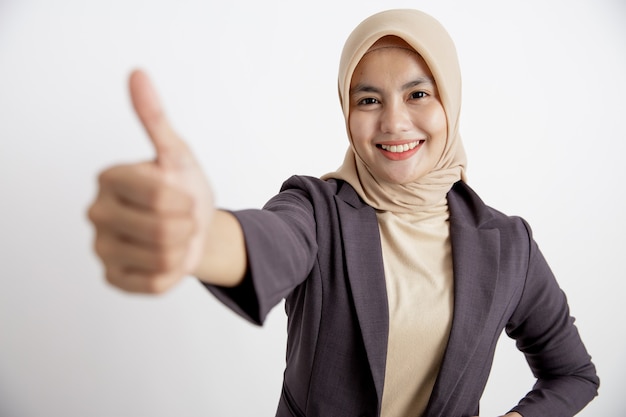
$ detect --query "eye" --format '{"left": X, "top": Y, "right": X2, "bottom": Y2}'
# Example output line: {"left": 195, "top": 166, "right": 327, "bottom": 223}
{"left": 410, "top": 91, "right": 428, "bottom": 100}
{"left": 358, "top": 97, "right": 380, "bottom": 105}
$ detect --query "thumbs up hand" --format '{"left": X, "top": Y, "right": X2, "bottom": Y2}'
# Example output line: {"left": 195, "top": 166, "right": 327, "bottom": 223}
{"left": 88, "top": 70, "right": 216, "bottom": 294}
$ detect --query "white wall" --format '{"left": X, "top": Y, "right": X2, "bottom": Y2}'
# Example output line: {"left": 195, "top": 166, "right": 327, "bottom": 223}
{"left": 1, "top": 0, "right": 624, "bottom": 416}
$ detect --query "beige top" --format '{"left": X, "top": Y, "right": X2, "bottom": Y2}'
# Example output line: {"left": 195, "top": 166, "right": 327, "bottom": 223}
{"left": 378, "top": 201, "right": 454, "bottom": 417}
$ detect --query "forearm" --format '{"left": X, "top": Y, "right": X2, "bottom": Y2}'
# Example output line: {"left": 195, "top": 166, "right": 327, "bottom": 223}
{"left": 194, "top": 209, "right": 247, "bottom": 287}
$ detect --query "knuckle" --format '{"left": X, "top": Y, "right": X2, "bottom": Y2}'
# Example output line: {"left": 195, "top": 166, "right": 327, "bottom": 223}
{"left": 145, "top": 182, "right": 171, "bottom": 210}
{"left": 87, "top": 206, "right": 97, "bottom": 224}
{"left": 104, "top": 267, "right": 179, "bottom": 294}
{"left": 97, "top": 167, "right": 117, "bottom": 188}
{"left": 147, "top": 280, "right": 169, "bottom": 295}
{"left": 104, "top": 267, "right": 124, "bottom": 287}
{"left": 87, "top": 202, "right": 105, "bottom": 225}
{"left": 86, "top": 205, "right": 97, "bottom": 225}
{"left": 150, "top": 217, "right": 194, "bottom": 246}
{"left": 143, "top": 274, "right": 175, "bottom": 294}
{"left": 93, "top": 236, "right": 111, "bottom": 259}
{"left": 150, "top": 221, "right": 173, "bottom": 245}
{"left": 152, "top": 249, "right": 180, "bottom": 272}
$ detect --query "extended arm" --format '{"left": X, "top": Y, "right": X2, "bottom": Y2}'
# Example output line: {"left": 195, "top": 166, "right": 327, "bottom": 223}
{"left": 88, "top": 70, "right": 246, "bottom": 293}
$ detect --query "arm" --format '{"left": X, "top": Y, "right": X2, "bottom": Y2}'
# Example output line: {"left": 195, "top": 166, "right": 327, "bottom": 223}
{"left": 202, "top": 185, "right": 320, "bottom": 325}
{"left": 88, "top": 70, "right": 247, "bottom": 293}
{"left": 505, "top": 221, "right": 599, "bottom": 417}
{"left": 193, "top": 209, "right": 247, "bottom": 287}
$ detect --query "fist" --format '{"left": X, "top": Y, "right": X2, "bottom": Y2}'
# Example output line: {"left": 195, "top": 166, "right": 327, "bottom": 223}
{"left": 88, "top": 70, "right": 213, "bottom": 293}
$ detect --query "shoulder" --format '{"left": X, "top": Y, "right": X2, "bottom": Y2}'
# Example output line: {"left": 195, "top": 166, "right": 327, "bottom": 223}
{"left": 277, "top": 175, "right": 368, "bottom": 209}
{"left": 448, "top": 181, "right": 532, "bottom": 239}
{"left": 279, "top": 175, "right": 341, "bottom": 194}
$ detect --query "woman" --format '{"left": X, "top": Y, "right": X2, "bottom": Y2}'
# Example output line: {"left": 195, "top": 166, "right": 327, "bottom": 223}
{"left": 88, "top": 8, "right": 599, "bottom": 417}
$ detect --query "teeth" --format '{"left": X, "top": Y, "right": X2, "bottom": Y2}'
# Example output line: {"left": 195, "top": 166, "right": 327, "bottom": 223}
{"left": 380, "top": 141, "right": 420, "bottom": 153}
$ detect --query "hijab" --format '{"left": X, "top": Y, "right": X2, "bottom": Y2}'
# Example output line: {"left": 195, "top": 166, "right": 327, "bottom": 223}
{"left": 322, "top": 9, "right": 467, "bottom": 213}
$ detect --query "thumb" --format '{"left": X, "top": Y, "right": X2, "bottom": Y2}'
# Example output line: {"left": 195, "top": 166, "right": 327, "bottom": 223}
{"left": 129, "top": 69, "right": 190, "bottom": 170}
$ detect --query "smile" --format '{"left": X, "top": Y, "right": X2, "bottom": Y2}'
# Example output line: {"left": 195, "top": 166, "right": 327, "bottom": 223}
{"left": 378, "top": 140, "right": 423, "bottom": 153}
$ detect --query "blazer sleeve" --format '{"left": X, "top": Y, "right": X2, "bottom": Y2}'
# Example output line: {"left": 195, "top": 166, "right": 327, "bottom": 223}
{"left": 506, "top": 220, "right": 599, "bottom": 417}
{"left": 201, "top": 184, "right": 319, "bottom": 326}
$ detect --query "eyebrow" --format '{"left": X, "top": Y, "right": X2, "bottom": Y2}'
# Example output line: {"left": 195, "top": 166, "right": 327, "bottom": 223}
{"left": 350, "top": 76, "right": 435, "bottom": 96}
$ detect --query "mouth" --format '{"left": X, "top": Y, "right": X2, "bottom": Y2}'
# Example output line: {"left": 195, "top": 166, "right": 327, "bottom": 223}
{"left": 376, "top": 140, "right": 425, "bottom": 153}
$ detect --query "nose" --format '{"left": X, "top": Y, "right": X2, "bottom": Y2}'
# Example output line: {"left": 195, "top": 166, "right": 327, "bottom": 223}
{"left": 380, "top": 101, "right": 412, "bottom": 134}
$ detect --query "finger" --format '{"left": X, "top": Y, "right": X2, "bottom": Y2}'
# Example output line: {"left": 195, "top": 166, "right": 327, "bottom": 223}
{"left": 91, "top": 198, "right": 195, "bottom": 249}
{"left": 104, "top": 265, "right": 183, "bottom": 294}
{"left": 128, "top": 69, "right": 190, "bottom": 170}
{"left": 94, "top": 231, "right": 188, "bottom": 273}
{"left": 97, "top": 163, "right": 194, "bottom": 213}
{"left": 99, "top": 200, "right": 195, "bottom": 249}
{"left": 113, "top": 211, "right": 195, "bottom": 249}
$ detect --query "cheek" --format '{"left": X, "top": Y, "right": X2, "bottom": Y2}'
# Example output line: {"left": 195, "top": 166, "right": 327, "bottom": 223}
{"left": 348, "top": 113, "right": 369, "bottom": 147}
{"left": 424, "top": 104, "right": 448, "bottom": 138}
{"left": 429, "top": 104, "right": 448, "bottom": 135}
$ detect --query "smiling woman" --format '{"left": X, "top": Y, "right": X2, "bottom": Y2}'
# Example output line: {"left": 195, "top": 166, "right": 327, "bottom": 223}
{"left": 85, "top": 7, "right": 598, "bottom": 417}
{"left": 347, "top": 36, "right": 449, "bottom": 187}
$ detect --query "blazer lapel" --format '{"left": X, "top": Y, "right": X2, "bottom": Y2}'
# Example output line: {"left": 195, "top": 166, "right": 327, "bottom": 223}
{"left": 334, "top": 186, "right": 389, "bottom": 408}
{"left": 425, "top": 188, "right": 501, "bottom": 416}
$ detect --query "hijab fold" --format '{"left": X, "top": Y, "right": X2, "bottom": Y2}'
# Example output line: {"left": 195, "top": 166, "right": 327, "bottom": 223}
{"left": 322, "top": 9, "right": 467, "bottom": 213}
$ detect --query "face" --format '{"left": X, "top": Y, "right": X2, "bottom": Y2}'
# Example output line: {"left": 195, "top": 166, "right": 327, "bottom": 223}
{"left": 348, "top": 43, "right": 447, "bottom": 185}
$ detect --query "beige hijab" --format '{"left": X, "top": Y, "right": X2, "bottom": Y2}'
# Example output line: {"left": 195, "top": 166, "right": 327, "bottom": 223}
{"left": 322, "top": 9, "right": 467, "bottom": 212}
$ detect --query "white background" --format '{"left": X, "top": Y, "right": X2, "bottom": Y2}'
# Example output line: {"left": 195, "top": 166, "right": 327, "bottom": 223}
{"left": 1, "top": 0, "right": 624, "bottom": 416}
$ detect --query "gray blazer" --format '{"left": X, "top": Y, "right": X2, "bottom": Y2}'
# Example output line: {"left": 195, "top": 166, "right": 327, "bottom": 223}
{"left": 206, "top": 176, "right": 598, "bottom": 417}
